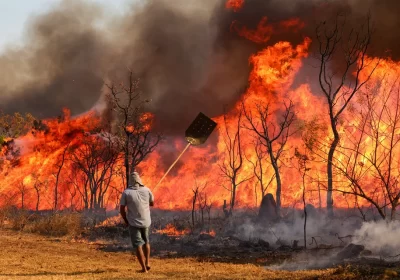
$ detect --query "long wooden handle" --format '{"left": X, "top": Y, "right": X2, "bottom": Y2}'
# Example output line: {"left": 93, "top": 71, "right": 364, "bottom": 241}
{"left": 153, "top": 142, "right": 191, "bottom": 190}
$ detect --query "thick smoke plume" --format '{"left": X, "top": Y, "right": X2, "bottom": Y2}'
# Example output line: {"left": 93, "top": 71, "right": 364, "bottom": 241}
{"left": 1, "top": 0, "right": 400, "bottom": 135}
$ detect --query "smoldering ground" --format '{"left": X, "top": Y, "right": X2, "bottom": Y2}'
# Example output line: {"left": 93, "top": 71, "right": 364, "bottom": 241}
{"left": 233, "top": 210, "right": 400, "bottom": 270}
{"left": 2, "top": 0, "right": 400, "bottom": 136}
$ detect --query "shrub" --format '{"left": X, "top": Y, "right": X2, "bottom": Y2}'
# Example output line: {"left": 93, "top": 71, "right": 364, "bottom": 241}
{"left": 8, "top": 208, "right": 30, "bottom": 231}
{"left": 27, "top": 213, "right": 83, "bottom": 237}
{"left": 0, "top": 207, "right": 84, "bottom": 237}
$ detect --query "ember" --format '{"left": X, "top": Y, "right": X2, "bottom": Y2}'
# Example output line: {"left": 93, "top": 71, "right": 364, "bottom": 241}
{"left": 200, "top": 229, "right": 216, "bottom": 237}
{"left": 154, "top": 224, "right": 190, "bottom": 237}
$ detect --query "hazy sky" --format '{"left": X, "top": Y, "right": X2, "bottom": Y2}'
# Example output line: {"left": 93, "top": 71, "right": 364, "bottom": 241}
{"left": 0, "top": 0, "right": 131, "bottom": 52}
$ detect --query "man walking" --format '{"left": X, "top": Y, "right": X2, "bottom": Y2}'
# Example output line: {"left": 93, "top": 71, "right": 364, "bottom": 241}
{"left": 120, "top": 171, "right": 154, "bottom": 273}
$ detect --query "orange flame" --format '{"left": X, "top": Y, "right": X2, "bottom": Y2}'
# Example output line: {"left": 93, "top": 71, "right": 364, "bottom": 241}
{"left": 200, "top": 229, "right": 216, "bottom": 237}
{"left": 232, "top": 16, "right": 305, "bottom": 44}
{"left": 154, "top": 223, "right": 190, "bottom": 236}
{"left": 1, "top": 13, "right": 399, "bottom": 214}
{"left": 225, "top": 0, "right": 244, "bottom": 12}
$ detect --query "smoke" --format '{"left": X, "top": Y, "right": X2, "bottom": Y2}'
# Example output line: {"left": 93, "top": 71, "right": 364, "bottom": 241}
{"left": 232, "top": 210, "right": 400, "bottom": 270}
{"left": 0, "top": 0, "right": 252, "bottom": 135}
{"left": 0, "top": 1, "right": 107, "bottom": 119}
{"left": 234, "top": 211, "right": 362, "bottom": 248}
{"left": 352, "top": 220, "right": 400, "bottom": 257}
{"left": 1, "top": 0, "right": 400, "bottom": 135}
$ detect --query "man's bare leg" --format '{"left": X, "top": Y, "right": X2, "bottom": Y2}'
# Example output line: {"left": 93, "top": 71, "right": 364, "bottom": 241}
{"left": 143, "top": 243, "right": 151, "bottom": 270}
{"left": 136, "top": 246, "right": 148, "bottom": 273}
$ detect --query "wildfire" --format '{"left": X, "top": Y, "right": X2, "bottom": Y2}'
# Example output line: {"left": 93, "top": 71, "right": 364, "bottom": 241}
{"left": 232, "top": 17, "right": 305, "bottom": 44}
{"left": 225, "top": 0, "right": 244, "bottom": 12}
{"left": 201, "top": 229, "right": 216, "bottom": 237}
{"left": 1, "top": 4, "right": 399, "bottom": 216}
{"left": 154, "top": 224, "right": 190, "bottom": 236}
{"left": 126, "top": 113, "right": 154, "bottom": 133}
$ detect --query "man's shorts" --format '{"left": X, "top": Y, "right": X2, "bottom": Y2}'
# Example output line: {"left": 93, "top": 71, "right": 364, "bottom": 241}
{"left": 129, "top": 226, "right": 149, "bottom": 248}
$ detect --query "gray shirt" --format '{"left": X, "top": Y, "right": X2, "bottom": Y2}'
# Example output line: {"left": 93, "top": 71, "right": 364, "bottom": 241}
{"left": 120, "top": 186, "right": 154, "bottom": 228}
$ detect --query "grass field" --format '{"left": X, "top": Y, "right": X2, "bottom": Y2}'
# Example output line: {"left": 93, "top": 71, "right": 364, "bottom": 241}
{"left": 0, "top": 229, "right": 397, "bottom": 280}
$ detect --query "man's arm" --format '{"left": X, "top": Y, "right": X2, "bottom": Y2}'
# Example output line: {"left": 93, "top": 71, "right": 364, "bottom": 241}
{"left": 120, "top": 205, "right": 129, "bottom": 225}
{"left": 119, "top": 191, "right": 129, "bottom": 225}
{"left": 149, "top": 189, "right": 154, "bottom": 207}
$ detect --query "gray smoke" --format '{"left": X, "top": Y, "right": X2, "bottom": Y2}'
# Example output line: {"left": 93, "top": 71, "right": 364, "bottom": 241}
{"left": 233, "top": 211, "right": 400, "bottom": 270}
{"left": 1, "top": 0, "right": 400, "bottom": 135}
{"left": 352, "top": 220, "right": 400, "bottom": 257}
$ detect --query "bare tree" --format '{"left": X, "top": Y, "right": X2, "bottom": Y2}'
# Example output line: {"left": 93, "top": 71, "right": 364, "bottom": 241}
{"left": 31, "top": 173, "right": 43, "bottom": 211}
{"left": 66, "top": 177, "right": 79, "bottom": 211}
{"left": 219, "top": 109, "right": 250, "bottom": 216}
{"left": 17, "top": 182, "right": 28, "bottom": 209}
{"left": 53, "top": 144, "right": 69, "bottom": 210}
{"left": 205, "top": 198, "right": 213, "bottom": 226}
{"left": 246, "top": 138, "right": 275, "bottom": 207}
{"left": 69, "top": 164, "right": 90, "bottom": 210}
{"left": 106, "top": 71, "right": 162, "bottom": 187}
{"left": 243, "top": 100, "right": 295, "bottom": 217}
{"left": 191, "top": 179, "right": 207, "bottom": 228}
{"left": 198, "top": 192, "right": 208, "bottom": 226}
{"left": 333, "top": 79, "right": 400, "bottom": 220}
{"left": 294, "top": 148, "right": 312, "bottom": 249}
{"left": 69, "top": 133, "right": 120, "bottom": 210}
{"left": 315, "top": 13, "right": 379, "bottom": 216}
{"left": 191, "top": 185, "right": 199, "bottom": 228}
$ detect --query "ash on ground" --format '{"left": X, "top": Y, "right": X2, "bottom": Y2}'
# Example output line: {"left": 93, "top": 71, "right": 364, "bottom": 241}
{"left": 81, "top": 208, "right": 400, "bottom": 271}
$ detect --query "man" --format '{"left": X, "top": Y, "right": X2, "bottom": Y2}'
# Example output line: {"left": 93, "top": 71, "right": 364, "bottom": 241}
{"left": 120, "top": 172, "right": 154, "bottom": 273}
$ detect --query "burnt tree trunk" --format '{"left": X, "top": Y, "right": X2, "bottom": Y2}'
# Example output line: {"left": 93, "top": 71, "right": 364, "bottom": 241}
{"left": 229, "top": 180, "right": 237, "bottom": 216}
{"left": 35, "top": 190, "right": 40, "bottom": 212}
{"left": 192, "top": 188, "right": 199, "bottom": 228}
{"left": 124, "top": 134, "right": 130, "bottom": 188}
{"left": 327, "top": 116, "right": 339, "bottom": 217}
{"left": 270, "top": 156, "right": 282, "bottom": 218}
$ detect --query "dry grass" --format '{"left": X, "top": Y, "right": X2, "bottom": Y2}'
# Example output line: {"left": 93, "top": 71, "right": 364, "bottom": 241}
{"left": 0, "top": 229, "right": 391, "bottom": 280}
{"left": 1, "top": 209, "right": 83, "bottom": 237}
{"left": 26, "top": 213, "right": 82, "bottom": 237}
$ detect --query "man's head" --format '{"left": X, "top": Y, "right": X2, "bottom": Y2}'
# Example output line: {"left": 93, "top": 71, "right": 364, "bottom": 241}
{"left": 129, "top": 171, "right": 144, "bottom": 187}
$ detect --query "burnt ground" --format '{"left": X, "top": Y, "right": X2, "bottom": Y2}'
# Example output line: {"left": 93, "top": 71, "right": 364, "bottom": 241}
{"left": 77, "top": 210, "right": 400, "bottom": 277}
{"left": 1, "top": 207, "right": 400, "bottom": 279}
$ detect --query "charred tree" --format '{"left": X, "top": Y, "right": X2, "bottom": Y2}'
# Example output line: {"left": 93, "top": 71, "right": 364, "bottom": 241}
{"left": 246, "top": 138, "right": 275, "bottom": 207}
{"left": 106, "top": 71, "right": 162, "bottom": 188}
{"left": 243, "top": 100, "right": 295, "bottom": 217}
{"left": 219, "top": 109, "right": 250, "bottom": 216}
{"left": 294, "top": 148, "right": 312, "bottom": 249}
{"left": 333, "top": 77, "right": 400, "bottom": 220}
{"left": 315, "top": 14, "right": 379, "bottom": 217}
{"left": 191, "top": 179, "right": 207, "bottom": 228}
{"left": 17, "top": 182, "right": 28, "bottom": 209}
{"left": 198, "top": 192, "right": 208, "bottom": 226}
{"left": 205, "top": 197, "right": 213, "bottom": 227}
{"left": 31, "top": 174, "right": 43, "bottom": 212}
{"left": 191, "top": 187, "right": 199, "bottom": 228}
{"left": 69, "top": 133, "right": 120, "bottom": 210}
{"left": 53, "top": 144, "right": 69, "bottom": 211}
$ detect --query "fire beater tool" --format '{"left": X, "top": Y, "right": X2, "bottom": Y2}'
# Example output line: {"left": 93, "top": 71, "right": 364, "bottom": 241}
{"left": 153, "top": 112, "right": 217, "bottom": 190}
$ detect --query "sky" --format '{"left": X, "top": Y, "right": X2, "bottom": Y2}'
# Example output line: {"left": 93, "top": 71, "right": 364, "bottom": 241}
{"left": 0, "top": 0, "right": 131, "bottom": 52}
